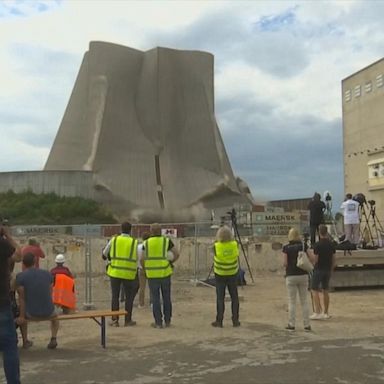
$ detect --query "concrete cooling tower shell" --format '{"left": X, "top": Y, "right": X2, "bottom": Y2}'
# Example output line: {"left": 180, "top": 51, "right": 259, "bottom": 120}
{"left": 45, "top": 41, "right": 252, "bottom": 221}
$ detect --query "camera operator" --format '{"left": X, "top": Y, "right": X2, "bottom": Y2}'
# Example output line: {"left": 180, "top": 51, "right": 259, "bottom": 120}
{"left": 307, "top": 192, "right": 326, "bottom": 247}
{"left": 0, "top": 223, "right": 22, "bottom": 383}
{"left": 340, "top": 193, "right": 360, "bottom": 246}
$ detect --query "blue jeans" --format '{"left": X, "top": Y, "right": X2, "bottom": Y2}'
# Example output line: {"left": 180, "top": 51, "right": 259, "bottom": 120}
{"left": 0, "top": 304, "right": 21, "bottom": 384}
{"left": 148, "top": 277, "right": 172, "bottom": 326}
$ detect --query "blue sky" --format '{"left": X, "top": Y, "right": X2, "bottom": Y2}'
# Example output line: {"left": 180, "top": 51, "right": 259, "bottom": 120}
{"left": 1, "top": 0, "right": 383, "bottom": 210}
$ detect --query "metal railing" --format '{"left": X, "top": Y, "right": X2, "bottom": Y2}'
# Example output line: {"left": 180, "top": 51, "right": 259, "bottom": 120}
{"left": 10, "top": 220, "right": 308, "bottom": 309}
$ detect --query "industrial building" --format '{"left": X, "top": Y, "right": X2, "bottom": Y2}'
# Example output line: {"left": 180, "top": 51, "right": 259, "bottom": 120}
{"left": 0, "top": 42, "right": 253, "bottom": 222}
{"left": 342, "top": 58, "right": 384, "bottom": 240}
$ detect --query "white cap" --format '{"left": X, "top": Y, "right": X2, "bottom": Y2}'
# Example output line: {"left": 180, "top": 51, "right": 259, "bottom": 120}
{"left": 55, "top": 254, "right": 65, "bottom": 263}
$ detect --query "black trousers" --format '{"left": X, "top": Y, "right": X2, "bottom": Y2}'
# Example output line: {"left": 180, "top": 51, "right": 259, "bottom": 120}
{"left": 310, "top": 224, "right": 320, "bottom": 246}
{"left": 214, "top": 273, "right": 239, "bottom": 323}
{"left": 110, "top": 275, "right": 139, "bottom": 322}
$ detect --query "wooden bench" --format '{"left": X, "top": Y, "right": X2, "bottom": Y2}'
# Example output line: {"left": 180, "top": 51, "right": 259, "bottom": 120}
{"left": 29, "top": 310, "right": 127, "bottom": 348}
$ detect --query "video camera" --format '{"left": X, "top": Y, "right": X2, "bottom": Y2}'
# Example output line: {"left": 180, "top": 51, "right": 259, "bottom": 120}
{"left": 302, "top": 232, "right": 310, "bottom": 248}
{"left": 324, "top": 191, "right": 332, "bottom": 201}
{"left": 353, "top": 193, "right": 367, "bottom": 206}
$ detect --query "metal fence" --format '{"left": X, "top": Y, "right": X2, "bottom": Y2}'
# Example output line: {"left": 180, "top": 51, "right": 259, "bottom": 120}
{"left": 10, "top": 219, "right": 308, "bottom": 309}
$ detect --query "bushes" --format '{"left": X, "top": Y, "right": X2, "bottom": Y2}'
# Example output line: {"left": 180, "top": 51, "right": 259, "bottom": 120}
{"left": 0, "top": 190, "right": 117, "bottom": 225}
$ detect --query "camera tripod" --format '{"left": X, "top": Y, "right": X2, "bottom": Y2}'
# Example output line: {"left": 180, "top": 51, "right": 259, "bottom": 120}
{"left": 324, "top": 193, "right": 333, "bottom": 221}
{"left": 323, "top": 199, "right": 338, "bottom": 241}
{"left": 206, "top": 208, "right": 255, "bottom": 283}
{"left": 360, "top": 202, "right": 384, "bottom": 248}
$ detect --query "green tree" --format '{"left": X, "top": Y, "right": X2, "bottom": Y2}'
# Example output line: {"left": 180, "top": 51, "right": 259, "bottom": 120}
{"left": 0, "top": 190, "right": 117, "bottom": 225}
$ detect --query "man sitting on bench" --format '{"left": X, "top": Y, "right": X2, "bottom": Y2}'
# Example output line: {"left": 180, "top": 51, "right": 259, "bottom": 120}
{"left": 15, "top": 253, "right": 59, "bottom": 349}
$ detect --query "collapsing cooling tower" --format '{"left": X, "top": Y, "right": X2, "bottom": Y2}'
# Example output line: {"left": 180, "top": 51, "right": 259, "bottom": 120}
{"left": 45, "top": 41, "right": 252, "bottom": 221}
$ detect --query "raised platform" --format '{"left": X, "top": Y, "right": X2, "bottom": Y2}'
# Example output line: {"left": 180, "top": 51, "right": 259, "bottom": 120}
{"left": 333, "top": 249, "right": 384, "bottom": 288}
{"left": 336, "top": 249, "right": 384, "bottom": 265}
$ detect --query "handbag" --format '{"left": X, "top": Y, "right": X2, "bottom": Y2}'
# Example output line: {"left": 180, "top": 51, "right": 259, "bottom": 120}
{"left": 296, "top": 242, "right": 313, "bottom": 273}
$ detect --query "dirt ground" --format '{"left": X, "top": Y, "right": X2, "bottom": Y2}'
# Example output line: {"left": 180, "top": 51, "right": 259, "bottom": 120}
{"left": 4, "top": 273, "right": 384, "bottom": 384}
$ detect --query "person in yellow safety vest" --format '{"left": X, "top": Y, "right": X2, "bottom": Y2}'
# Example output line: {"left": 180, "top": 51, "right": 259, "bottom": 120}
{"left": 52, "top": 273, "right": 76, "bottom": 314}
{"left": 140, "top": 223, "right": 179, "bottom": 329}
{"left": 211, "top": 225, "right": 240, "bottom": 328}
{"left": 103, "top": 222, "right": 139, "bottom": 327}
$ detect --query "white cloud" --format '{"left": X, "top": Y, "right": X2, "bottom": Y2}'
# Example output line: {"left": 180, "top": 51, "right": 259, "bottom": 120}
{"left": 0, "top": 136, "right": 49, "bottom": 170}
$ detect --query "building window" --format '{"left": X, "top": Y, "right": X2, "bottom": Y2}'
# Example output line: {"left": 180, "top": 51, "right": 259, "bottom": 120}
{"left": 365, "top": 81, "right": 372, "bottom": 93}
{"left": 354, "top": 85, "right": 361, "bottom": 97}
{"left": 376, "top": 74, "right": 384, "bottom": 88}
{"left": 371, "top": 164, "right": 380, "bottom": 177}
{"left": 368, "top": 158, "right": 384, "bottom": 188}
{"left": 345, "top": 89, "right": 351, "bottom": 102}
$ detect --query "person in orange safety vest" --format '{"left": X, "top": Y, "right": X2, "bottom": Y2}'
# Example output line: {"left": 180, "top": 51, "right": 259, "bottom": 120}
{"left": 51, "top": 254, "right": 76, "bottom": 314}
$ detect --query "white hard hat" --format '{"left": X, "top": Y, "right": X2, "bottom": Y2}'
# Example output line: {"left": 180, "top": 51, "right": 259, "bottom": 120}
{"left": 55, "top": 254, "right": 65, "bottom": 263}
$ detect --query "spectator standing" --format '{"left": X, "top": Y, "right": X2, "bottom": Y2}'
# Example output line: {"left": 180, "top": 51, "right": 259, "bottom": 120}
{"left": 0, "top": 224, "right": 21, "bottom": 384}
{"left": 308, "top": 192, "right": 326, "bottom": 247}
{"left": 16, "top": 253, "right": 60, "bottom": 349}
{"left": 211, "top": 225, "right": 241, "bottom": 328}
{"left": 21, "top": 237, "right": 45, "bottom": 270}
{"left": 310, "top": 225, "right": 336, "bottom": 320}
{"left": 340, "top": 193, "right": 360, "bottom": 246}
{"left": 282, "top": 228, "right": 312, "bottom": 331}
{"left": 141, "top": 223, "right": 179, "bottom": 328}
{"left": 103, "top": 222, "right": 139, "bottom": 327}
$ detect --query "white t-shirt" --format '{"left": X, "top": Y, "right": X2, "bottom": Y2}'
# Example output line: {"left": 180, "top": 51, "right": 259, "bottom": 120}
{"left": 340, "top": 199, "right": 360, "bottom": 224}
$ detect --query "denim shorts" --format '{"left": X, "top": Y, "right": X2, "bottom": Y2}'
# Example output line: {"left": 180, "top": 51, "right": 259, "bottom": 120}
{"left": 311, "top": 269, "right": 331, "bottom": 291}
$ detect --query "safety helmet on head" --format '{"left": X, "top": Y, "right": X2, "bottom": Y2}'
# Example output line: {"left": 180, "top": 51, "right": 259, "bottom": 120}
{"left": 55, "top": 254, "right": 65, "bottom": 264}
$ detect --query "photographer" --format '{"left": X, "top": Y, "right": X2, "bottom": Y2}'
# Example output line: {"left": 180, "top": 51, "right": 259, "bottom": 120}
{"left": 0, "top": 223, "right": 22, "bottom": 383}
{"left": 340, "top": 193, "right": 360, "bottom": 246}
{"left": 307, "top": 192, "right": 326, "bottom": 246}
